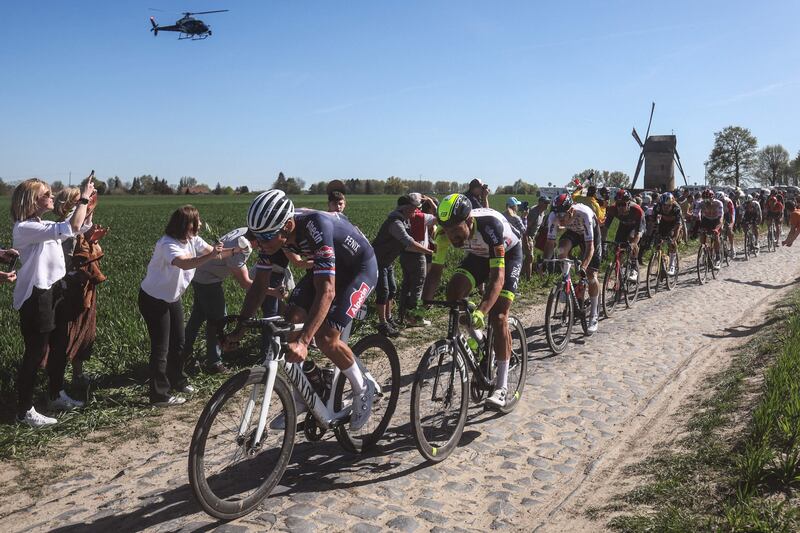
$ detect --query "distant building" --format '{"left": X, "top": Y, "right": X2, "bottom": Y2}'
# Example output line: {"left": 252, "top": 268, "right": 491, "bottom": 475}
{"left": 643, "top": 135, "right": 677, "bottom": 192}
{"left": 184, "top": 185, "right": 211, "bottom": 195}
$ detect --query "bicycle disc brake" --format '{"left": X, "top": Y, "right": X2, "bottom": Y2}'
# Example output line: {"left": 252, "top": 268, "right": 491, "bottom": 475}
{"left": 303, "top": 412, "right": 326, "bottom": 441}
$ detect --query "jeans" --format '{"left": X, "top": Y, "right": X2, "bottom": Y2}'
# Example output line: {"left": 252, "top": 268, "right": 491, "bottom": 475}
{"left": 184, "top": 281, "right": 226, "bottom": 366}
{"left": 138, "top": 289, "right": 188, "bottom": 403}
{"left": 399, "top": 252, "right": 426, "bottom": 318}
{"left": 375, "top": 264, "right": 397, "bottom": 305}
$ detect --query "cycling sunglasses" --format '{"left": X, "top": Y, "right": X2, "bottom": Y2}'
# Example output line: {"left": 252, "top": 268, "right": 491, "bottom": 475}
{"left": 254, "top": 230, "right": 280, "bottom": 241}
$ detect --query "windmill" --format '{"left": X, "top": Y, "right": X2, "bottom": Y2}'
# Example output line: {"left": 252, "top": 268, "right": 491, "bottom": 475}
{"left": 631, "top": 102, "right": 687, "bottom": 191}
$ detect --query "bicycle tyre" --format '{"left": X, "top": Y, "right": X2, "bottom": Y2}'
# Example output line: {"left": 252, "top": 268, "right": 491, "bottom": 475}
{"left": 623, "top": 254, "right": 640, "bottom": 308}
{"left": 601, "top": 264, "right": 620, "bottom": 318}
{"left": 721, "top": 238, "right": 730, "bottom": 267}
{"left": 646, "top": 249, "right": 660, "bottom": 297}
{"left": 333, "top": 334, "right": 401, "bottom": 454}
{"left": 499, "top": 316, "right": 528, "bottom": 414}
{"left": 709, "top": 245, "right": 718, "bottom": 279}
{"left": 410, "top": 340, "right": 469, "bottom": 462}
{"left": 697, "top": 245, "right": 708, "bottom": 285}
{"left": 666, "top": 251, "right": 679, "bottom": 290}
{"left": 545, "top": 284, "right": 573, "bottom": 354}
{"left": 189, "top": 368, "right": 296, "bottom": 521}
{"left": 743, "top": 228, "right": 750, "bottom": 261}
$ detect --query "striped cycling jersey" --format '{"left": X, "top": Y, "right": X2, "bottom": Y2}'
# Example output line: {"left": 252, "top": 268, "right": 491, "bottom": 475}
{"left": 433, "top": 208, "right": 521, "bottom": 267}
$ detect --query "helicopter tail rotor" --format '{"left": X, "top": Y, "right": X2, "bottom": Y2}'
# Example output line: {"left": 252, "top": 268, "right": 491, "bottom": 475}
{"left": 149, "top": 16, "right": 159, "bottom": 36}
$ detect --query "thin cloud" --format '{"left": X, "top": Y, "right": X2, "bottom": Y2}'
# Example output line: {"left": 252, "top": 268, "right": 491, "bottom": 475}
{"left": 311, "top": 82, "right": 443, "bottom": 115}
{"left": 711, "top": 80, "right": 800, "bottom": 106}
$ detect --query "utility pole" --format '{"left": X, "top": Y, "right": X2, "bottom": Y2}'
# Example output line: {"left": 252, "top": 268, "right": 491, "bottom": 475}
{"left": 68, "top": 171, "right": 72, "bottom": 187}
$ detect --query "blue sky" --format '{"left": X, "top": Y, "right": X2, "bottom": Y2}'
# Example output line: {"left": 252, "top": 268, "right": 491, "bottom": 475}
{"left": 1, "top": 1, "right": 798, "bottom": 190}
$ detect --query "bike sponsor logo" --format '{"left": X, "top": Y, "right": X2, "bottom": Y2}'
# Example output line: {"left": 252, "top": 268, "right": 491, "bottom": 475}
{"left": 346, "top": 282, "right": 370, "bottom": 318}
{"left": 315, "top": 245, "right": 334, "bottom": 259}
{"left": 343, "top": 235, "right": 360, "bottom": 255}
{"left": 485, "top": 226, "right": 499, "bottom": 244}
{"left": 306, "top": 220, "right": 323, "bottom": 244}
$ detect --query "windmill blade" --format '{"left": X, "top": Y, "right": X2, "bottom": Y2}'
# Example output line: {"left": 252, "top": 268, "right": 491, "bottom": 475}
{"left": 632, "top": 127, "right": 643, "bottom": 148}
{"left": 631, "top": 152, "right": 645, "bottom": 190}
{"left": 674, "top": 150, "right": 688, "bottom": 186}
{"left": 187, "top": 10, "right": 229, "bottom": 15}
{"left": 644, "top": 101, "right": 655, "bottom": 140}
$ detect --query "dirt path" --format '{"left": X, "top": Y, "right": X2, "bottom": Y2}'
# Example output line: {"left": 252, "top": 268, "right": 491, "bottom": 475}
{"left": 3, "top": 244, "right": 800, "bottom": 533}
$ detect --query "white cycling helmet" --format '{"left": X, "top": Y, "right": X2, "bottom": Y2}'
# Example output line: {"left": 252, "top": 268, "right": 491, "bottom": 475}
{"left": 715, "top": 191, "right": 725, "bottom": 201}
{"left": 247, "top": 189, "right": 295, "bottom": 234}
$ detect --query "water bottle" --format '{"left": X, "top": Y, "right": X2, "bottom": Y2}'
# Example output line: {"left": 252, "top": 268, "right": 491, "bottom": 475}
{"left": 302, "top": 360, "right": 326, "bottom": 397}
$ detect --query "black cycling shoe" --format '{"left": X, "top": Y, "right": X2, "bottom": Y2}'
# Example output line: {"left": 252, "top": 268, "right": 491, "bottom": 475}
{"left": 377, "top": 322, "right": 400, "bottom": 338}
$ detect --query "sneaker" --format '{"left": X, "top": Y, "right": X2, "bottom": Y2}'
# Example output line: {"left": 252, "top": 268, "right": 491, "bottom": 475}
{"left": 349, "top": 378, "right": 376, "bottom": 431}
{"left": 628, "top": 268, "right": 639, "bottom": 281}
{"left": 668, "top": 265, "right": 676, "bottom": 276}
{"left": 484, "top": 387, "right": 507, "bottom": 410}
{"left": 714, "top": 260, "right": 721, "bottom": 270}
{"left": 174, "top": 384, "right": 196, "bottom": 395}
{"left": 387, "top": 316, "right": 401, "bottom": 329}
{"left": 587, "top": 315, "right": 599, "bottom": 334}
{"left": 206, "top": 362, "right": 230, "bottom": 375}
{"left": 377, "top": 322, "right": 400, "bottom": 338}
{"left": 17, "top": 407, "right": 57, "bottom": 427}
{"left": 48, "top": 390, "right": 84, "bottom": 411}
{"left": 152, "top": 395, "right": 186, "bottom": 407}
{"left": 269, "top": 389, "right": 309, "bottom": 430}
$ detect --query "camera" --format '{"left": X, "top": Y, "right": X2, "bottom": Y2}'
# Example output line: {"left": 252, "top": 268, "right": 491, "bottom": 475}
{"left": 520, "top": 201, "right": 529, "bottom": 211}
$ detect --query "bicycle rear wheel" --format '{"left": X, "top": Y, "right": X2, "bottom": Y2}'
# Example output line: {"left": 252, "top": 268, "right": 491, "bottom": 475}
{"left": 499, "top": 315, "right": 528, "bottom": 414}
{"left": 333, "top": 334, "right": 401, "bottom": 454}
{"left": 721, "top": 238, "right": 730, "bottom": 267}
{"left": 189, "top": 368, "right": 295, "bottom": 520}
{"left": 601, "top": 264, "right": 620, "bottom": 318}
{"left": 743, "top": 229, "right": 751, "bottom": 261}
{"left": 666, "top": 252, "right": 679, "bottom": 290}
{"left": 623, "top": 255, "right": 640, "bottom": 307}
{"left": 768, "top": 225, "right": 776, "bottom": 252}
{"left": 545, "top": 284, "right": 573, "bottom": 353}
{"left": 697, "top": 245, "right": 708, "bottom": 285}
{"left": 646, "top": 249, "right": 661, "bottom": 297}
{"left": 410, "top": 340, "right": 469, "bottom": 462}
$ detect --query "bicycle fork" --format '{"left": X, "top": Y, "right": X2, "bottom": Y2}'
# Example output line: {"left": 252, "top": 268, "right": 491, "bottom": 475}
{"left": 242, "top": 360, "right": 280, "bottom": 451}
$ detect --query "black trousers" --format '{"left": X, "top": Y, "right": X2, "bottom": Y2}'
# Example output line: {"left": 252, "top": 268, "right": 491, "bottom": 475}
{"left": 17, "top": 286, "right": 69, "bottom": 416}
{"left": 138, "top": 289, "right": 188, "bottom": 403}
{"left": 399, "top": 252, "right": 426, "bottom": 319}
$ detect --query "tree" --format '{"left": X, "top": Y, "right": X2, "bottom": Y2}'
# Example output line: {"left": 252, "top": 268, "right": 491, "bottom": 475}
{"left": 213, "top": 182, "right": 223, "bottom": 195}
{"left": 754, "top": 145, "right": 791, "bottom": 187}
{"left": 601, "top": 171, "right": 631, "bottom": 188}
{"left": 236, "top": 185, "right": 250, "bottom": 194}
{"left": 0, "top": 178, "right": 12, "bottom": 195}
{"left": 792, "top": 151, "right": 800, "bottom": 186}
{"left": 284, "top": 178, "right": 303, "bottom": 195}
{"left": 85, "top": 176, "right": 107, "bottom": 195}
{"left": 51, "top": 180, "right": 65, "bottom": 192}
{"left": 385, "top": 176, "right": 405, "bottom": 195}
{"left": 705, "top": 126, "right": 758, "bottom": 188}
{"left": 129, "top": 177, "right": 141, "bottom": 194}
{"left": 308, "top": 181, "right": 327, "bottom": 195}
{"left": 272, "top": 172, "right": 288, "bottom": 191}
{"left": 178, "top": 176, "right": 197, "bottom": 190}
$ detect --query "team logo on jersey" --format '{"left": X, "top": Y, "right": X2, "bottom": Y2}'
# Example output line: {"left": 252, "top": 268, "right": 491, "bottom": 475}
{"left": 485, "top": 226, "right": 499, "bottom": 244}
{"left": 346, "top": 282, "right": 371, "bottom": 318}
{"left": 344, "top": 235, "right": 361, "bottom": 255}
{"left": 493, "top": 245, "right": 505, "bottom": 257}
{"left": 306, "top": 221, "right": 323, "bottom": 244}
{"left": 315, "top": 245, "right": 334, "bottom": 259}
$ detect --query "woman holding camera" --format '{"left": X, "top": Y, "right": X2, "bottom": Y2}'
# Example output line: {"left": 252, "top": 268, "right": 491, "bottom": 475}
{"left": 11, "top": 176, "right": 95, "bottom": 427}
{"left": 138, "top": 205, "right": 243, "bottom": 406}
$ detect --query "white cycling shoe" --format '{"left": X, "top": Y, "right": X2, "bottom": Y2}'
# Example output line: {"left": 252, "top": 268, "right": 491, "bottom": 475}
{"left": 484, "top": 387, "right": 507, "bottom": 410}
{"left": 349, "top": 379, "right": 376, "bottom": 431}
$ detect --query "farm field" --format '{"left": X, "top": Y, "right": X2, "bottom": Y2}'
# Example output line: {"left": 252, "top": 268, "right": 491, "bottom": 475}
{"left": 0, "top": 192, "right": 546, "bottom": 456}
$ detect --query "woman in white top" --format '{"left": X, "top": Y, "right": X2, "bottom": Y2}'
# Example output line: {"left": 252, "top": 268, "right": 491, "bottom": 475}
{"left": 138, "top": 205, "right": 241, "bottom": 407}
{"left": 11, "top": 176, "right": 95, "bottom": 428}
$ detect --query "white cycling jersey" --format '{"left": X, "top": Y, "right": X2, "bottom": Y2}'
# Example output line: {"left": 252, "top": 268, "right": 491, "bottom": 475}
{"left": 546, "top": 203, "right": 598, "bottom": 242}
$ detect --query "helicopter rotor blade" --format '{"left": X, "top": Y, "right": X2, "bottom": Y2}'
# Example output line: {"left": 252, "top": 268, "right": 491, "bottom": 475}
{"left": 185, "top": 9, "right": 229, "bottom": 15}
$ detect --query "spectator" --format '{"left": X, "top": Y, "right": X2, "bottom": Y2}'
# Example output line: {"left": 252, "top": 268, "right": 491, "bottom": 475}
{"left": 11, "top": 176, "right": 95, "bottom": 427}
{"left": 503, "top": 197, "right": 525, "bottom": 235}
{"left": 465, "top": 178, "right": 490, "bottom": 209}
{"left": 138, "top": 206, "right": 240, "bottom": 407}
{"left": 183, "top": 227, "right": 257, "bottom": 374}
{"left": 399, "top": 193, "right": 436, "bottom": 326}
{"left": 327, "top": 180, "right": 347, "bottom": 213}
{"left": 371, "top": 195, "right": 433, "bottom": 337}
{"left": 53, "top": 186, "right": 108, "bottom": 387}
{"left": 524, "top": 195, "right": 550, "bottom": 277}
{"left": 0, "top": 248, "right": 19, "bottom": 283}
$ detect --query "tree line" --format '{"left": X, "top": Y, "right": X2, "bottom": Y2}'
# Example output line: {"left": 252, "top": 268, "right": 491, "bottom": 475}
{"left": 706, "top": 126, "right": 800, "bottom": 188}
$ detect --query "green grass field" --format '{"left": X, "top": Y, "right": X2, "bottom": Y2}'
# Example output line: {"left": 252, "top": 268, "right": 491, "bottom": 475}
{"left": 0, "top": 192, "right": 547, "bottom": 456}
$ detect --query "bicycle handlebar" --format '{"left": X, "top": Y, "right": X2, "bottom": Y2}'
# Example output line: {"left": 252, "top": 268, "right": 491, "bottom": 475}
{"left": 602, "top": 240, "right": 631, "bottom": 249}
{"left": 216, "top": 315, "right": 304, "bottom": 346}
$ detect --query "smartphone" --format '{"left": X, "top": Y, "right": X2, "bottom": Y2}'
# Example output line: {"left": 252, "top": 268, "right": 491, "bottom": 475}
{"left": 6, "top": 255, "right": 18, "bottom": 272}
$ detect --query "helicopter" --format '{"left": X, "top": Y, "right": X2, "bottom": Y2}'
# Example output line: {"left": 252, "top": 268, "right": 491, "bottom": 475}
{"left": 149, "top": 10, "right": 228, "bottom": 40}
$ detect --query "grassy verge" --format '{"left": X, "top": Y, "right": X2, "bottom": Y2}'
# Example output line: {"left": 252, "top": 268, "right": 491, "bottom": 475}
{"left": 595, "top": 289, "right": 800, "bottom": 532}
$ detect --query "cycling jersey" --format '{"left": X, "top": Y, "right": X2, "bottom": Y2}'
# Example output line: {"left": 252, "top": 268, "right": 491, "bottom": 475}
{"left": 723, "top": 198, "right": 736, "bottom": 225}
{"left": 433, "top": 208, "right": 521, "bottom": 265}
{"left": 699, "top": 199, "right": 724, "bottom": 220}
{"left": 743, "top": 201, "right": 762, "bottom": 222}
{"left": 257, "top": 209, "right": 377, "bottom": 331}
{"left": 547, "top": 203, "right": 598, "bottom": 242}
{"left": 655, "top": 204, "right": 683, "bottom": 238}
{"left": 604, "top": 202, "right": 646, "bottom": 237}
{"left": 766, "top": 196, "right": 784, "bottom": 218}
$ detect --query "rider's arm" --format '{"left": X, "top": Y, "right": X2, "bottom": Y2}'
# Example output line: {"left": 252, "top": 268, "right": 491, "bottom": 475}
{"left": 422, "top": 231, "right": 450, "bottom": 300}
{"left": 237, "top": 263, "right": 271, "bottom": 320}
{"left": 298, "top": 275, "right": 336, "bottom": 345}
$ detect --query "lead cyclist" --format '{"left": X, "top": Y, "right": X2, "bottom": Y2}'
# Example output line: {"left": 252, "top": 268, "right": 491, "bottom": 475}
{"left": 422, "top": 193, "right": 522, "bottom": 409}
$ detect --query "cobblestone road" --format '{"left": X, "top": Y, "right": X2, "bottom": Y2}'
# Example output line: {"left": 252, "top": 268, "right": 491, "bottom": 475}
{"left": 4, "top": 243, "right": 800, "bottom": 532}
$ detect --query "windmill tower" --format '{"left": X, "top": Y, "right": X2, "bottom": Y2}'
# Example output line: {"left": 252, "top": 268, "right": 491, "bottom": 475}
{"left": 631, "top": 103, "right": 687, "bottom": 191}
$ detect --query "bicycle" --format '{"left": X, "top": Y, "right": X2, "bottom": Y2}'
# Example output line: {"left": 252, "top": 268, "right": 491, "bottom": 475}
{"left": 410, "top": 299, "right": 528, "bottom": 462}
{"left": 767, "top": 218, "right": 778, "bottom": 252}
{"left": 601, "top": 241, "right": 639, "bottom": 318}
{"left": 188, "top": 312, "right": 400, "bottom": 520}
{"left": 646, "top": 235, "right": 679, "bottom": 296}
{"left": 696, "top": 228, "right": 720, "bottom": 285}
{"left": 742, "top": 221, "right": 760, "bottom": 260}
{"left": 543, "top": 258, "right": 592, "bottom": 353}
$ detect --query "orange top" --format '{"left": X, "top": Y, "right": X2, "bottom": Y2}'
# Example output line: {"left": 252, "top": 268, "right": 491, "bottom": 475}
{"left": 790, "top": 209, "right": 800, "bottom": 230}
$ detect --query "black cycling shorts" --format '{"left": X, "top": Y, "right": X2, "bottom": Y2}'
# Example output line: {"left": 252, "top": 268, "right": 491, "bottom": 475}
{"left": 559, "top": 230, "right": 601, "bottom": 271}
{"left": 454, "top": 244, "right": 522, "bottom": 301}
{"left": 699, "top": 217, "right": 721, "bottom": 233}
{"left": 289, "top": 255, "right": 378, "bottom": 331}
{"left": 658, "top": 220, "right": 680, "bottom": 238}
{"left": 614, "top": 223, "right": 642, "bottom": 243}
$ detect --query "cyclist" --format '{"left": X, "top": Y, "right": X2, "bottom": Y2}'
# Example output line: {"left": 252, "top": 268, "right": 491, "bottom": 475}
{"left": 698, "top": 189, "right": 724, "bottom": 269}
{"left": 422, "top": 194, "right": 522, "bottom": 409}
{"left": 718, "top": 191, "right": 736, "bottom": 258}
{"left": 781, "top": 200, "right": 800, "bottom": 247}
{"left": 741, "top": 195, "right": 763, "bottom": 249}
{"left": 224, "top": 190, "right": 378, "bottom": 430}
{"left": 602, "top": 189, "right": 645, "bottom": 281}
{"left": 543, "top": 193, "right": 602, "bottom": 333}
{"left": 653, "top": 192, "right": 682, "bottom": 275}
{"left": 765, "top": 190, "right": 784, "bottom": 244}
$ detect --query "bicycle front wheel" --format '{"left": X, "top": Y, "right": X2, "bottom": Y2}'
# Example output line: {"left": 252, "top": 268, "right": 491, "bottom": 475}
{"left": 666, "top": 252, "right": 679, "bottom": 290}
{"left": 743, "top": 229, "right": 751, "bottom": 261}
{"left": 189, "top": 367, "right": 296, "bottom": 520}
{"left": 410, "top": 340, "right": 469, "bottom": 462}
{"left": 697, "top": 245, "right": 708, "bottom": 285}
{"left": 500, "top": 315, "right": 528, "bottom": 414}
{"left": 646, "top": 249, "right": 661, "bottom": 297}
{"left": 601, "top": 264, "right": 620, "bottom": 318}
{"left": 623, "top": 255, "right": 640, "bottom": 307}
{"left": 545, "top": 284, "right": 573, "bottom": 353}
{"left": 333, "top": 334, "right": 401, "bottom": 454}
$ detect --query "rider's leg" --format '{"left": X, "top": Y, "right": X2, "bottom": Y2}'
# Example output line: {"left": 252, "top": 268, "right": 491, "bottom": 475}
{"left": 588, "top": 269, "right": 599, "bottom": 317}
{"left": 490, "top": 297, "right": 512, "bottom": 365}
